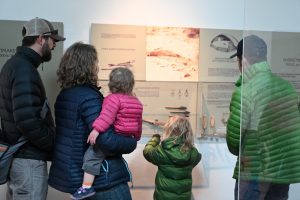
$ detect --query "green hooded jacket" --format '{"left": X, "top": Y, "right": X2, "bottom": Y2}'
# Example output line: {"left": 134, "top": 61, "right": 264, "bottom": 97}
{"left": 226, "top": 61, "right": 300, "bottom": 184}
{"left": 143, "top": 135, "right": 201, "bottom": 200}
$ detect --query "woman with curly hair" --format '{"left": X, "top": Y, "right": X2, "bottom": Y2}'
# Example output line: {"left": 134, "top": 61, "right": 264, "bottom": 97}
{"left": 48, "top": 42, "right": 136, "bottom": 200}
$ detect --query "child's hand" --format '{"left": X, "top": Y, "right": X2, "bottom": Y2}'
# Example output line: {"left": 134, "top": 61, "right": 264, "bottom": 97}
{"left": 152, "top": 134, "right": 161, "bottom": 143}
{"left": 87, "top": 129, "right": 99, "bottom": 145}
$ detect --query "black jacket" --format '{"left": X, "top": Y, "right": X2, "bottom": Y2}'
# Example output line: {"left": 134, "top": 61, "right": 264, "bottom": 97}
{"left": 0, "top": 46, "right": 55, "bottom": 161}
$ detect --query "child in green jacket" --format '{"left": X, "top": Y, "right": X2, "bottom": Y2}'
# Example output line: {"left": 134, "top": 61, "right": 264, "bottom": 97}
{"left": 143, "top": 116, "right": 201, "bottom": 200}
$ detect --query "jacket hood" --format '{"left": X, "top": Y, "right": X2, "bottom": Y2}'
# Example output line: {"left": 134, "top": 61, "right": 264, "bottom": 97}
{"left": 161, "top": 137, "right": 193, "bottom": 166}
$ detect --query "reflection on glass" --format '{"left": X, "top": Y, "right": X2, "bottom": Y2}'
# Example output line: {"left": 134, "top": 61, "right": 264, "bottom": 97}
{"left": 222, "top": 112, "right": 230, "bottom": 126}
{"left": 202, "top": 115, "right": 207, "bottom": 136}
{"left": 210, "top": 114, "right": 216, "bottom": 135}
{"left": 227, "top": 33, "right": 300, "bottom": 200}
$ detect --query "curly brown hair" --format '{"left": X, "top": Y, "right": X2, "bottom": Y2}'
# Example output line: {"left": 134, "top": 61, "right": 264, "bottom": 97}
{"left": 108, "top": 67, "right": 134, "bottom": 94}
{"left": 57, "top": 42, "right": 99, "bottom": 89}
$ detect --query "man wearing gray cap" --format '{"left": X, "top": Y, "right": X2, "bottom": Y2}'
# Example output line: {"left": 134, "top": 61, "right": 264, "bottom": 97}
{"left": 0, "top": 17, "right": 65, "bottom": 200}
{"left": 226, "top": 35, "right": 300, "bottom": 200}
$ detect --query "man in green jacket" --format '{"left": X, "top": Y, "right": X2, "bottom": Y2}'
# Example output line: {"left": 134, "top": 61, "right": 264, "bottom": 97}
{"left": 226, "top": 35, "right": 300, "bottom": 200}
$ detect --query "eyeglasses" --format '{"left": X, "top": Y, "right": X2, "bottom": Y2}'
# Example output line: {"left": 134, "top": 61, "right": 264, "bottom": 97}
{"left": 42, "top": 30, "right": 58, "bottom": 36}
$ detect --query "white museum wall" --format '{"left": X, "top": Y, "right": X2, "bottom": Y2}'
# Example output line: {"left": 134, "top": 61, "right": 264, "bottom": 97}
{"left": 1, "top": 0, "right": 300, "bottom": 200}
{"left": 0, "top": 0, "right": 246, "bottom": 49}
{"left": 1, "top": 0, "right": 299, "bottom": 51}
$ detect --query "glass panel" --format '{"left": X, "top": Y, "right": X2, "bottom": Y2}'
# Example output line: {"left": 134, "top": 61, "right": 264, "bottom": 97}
{"left": 235, "top": 1, "right": 300, "bottom": 199}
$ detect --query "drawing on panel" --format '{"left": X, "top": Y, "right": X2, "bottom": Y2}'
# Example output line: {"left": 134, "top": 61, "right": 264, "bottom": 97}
{"left": 142, "top": 106, "right": 191, "bottom": 134}
{"left": 102, "top": 60, "right": 135, "bottom": 70}
{"left": 146, "top": 27, "right": 200, "bottom": 81}
{"left": 210, "top": 34, "right": 238, "bottom": 52}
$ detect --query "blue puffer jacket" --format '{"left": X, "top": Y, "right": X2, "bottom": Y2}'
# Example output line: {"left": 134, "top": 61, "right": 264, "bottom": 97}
{"left": 48, "top": 85, "right": 137, "bottom": 193}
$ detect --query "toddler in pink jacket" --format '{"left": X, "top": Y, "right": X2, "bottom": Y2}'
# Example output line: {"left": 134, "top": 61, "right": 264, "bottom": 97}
{"left": 72, "top": 67, "right": 143, "bottom": 200}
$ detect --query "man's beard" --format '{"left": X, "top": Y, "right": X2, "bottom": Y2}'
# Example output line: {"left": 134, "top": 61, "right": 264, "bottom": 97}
{"left": 41, "top": 42, "right": 52, "bottom": 62}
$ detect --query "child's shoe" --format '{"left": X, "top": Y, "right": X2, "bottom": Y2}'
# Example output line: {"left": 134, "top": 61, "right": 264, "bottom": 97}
{"left": 71, "top": 186, "right": 96, "bottom": 200}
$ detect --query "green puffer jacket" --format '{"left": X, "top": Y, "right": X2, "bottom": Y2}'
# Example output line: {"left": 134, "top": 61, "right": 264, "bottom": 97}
{"left": 143, "top": 135, "right": 201, "bottom": 200}
{"left": 226, "top": 61, "right": 300, "bottom": 184}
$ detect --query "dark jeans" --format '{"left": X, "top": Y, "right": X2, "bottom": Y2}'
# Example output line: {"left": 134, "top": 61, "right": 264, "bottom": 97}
{"left": 235, "top": 180, "right": 289, "bottom": 200}
{"left": 88, "top": 183, "right": 132, "bottom": 200}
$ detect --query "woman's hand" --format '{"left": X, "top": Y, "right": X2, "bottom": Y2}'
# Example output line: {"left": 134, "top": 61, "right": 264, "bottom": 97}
{"left": 87, "top": 129, "right": 100, "bottom": 145}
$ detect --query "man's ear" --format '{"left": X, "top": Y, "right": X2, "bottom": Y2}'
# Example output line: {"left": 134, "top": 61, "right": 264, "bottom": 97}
{"left": 242, "top": 56, "right": 250, "bottom": 70}
{"left": 36, "top": 35, "right": 44, "bottom": 46}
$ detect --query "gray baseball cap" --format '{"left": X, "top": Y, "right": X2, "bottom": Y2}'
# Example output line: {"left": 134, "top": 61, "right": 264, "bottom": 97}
{"left": 230, "top": 35, "right": 267, "bottom": 59}
{"left": 22, "top": 17, "right": 65, "bottom": 42}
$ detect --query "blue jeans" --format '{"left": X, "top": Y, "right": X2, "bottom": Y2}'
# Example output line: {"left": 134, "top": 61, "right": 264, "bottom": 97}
{"left": 88, "top": 183, "right": 132, "bottom": 200}
{"left": 235, "top": 180, "right": 289, "bottom": 200}
{"left": 6, "top": 158, "right": 48, "bottom": 200}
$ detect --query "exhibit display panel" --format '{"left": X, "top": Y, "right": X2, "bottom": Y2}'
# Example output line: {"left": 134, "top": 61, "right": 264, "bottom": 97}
{"left": 198, "top": 82, "right": 235, "bottom": 139}
{"left": 91, "top": 24, "right": 242, "bottom": 140}
{"left": 199, "top": 29, "right": 242, "bottom": 82}
{"left": 91, "top": 24, "right": 146, "bottom": 81}
{"left": 91, "top": 23, "right": 241, "bottom": 199}
{"left": 145, "top": 26, "right": 200, "bottom": 82}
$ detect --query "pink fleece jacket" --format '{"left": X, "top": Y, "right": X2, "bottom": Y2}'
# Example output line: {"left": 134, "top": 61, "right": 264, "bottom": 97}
{"left": 92, "top": 93, "right": 143, "bottom": 140}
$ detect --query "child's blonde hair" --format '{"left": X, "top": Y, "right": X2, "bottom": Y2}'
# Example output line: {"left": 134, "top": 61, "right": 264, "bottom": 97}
{"left": 163, "top": 116, "right": 194, "bottom": 152}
